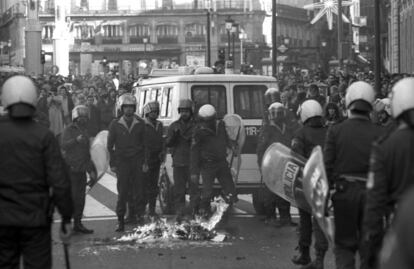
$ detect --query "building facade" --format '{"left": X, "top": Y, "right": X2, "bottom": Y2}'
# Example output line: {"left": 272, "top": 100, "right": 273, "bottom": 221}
{"left": 388, "top": 0, "right": 414, "bottom": 74}
{"left": 0, "top": 0, "right": 269, "bottom": 77}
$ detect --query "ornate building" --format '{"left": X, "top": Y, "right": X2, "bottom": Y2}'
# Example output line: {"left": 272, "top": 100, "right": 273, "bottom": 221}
{"left": 387, "top": 0, "right": 414, "bottom": 74}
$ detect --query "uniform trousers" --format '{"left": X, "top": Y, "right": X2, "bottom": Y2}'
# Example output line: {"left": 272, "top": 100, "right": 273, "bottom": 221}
{"left": 116, "top": 157, "right": 145, "bottom": 218}
{"left": 332, "top": 180, "right": 368, "bottom": 269}
{"left": 0, "top": 226, "right": 51, "bottom": 269}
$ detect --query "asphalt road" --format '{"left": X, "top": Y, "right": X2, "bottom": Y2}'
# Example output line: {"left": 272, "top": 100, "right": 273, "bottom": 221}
{"left": 50, "top": 173, "right": 335, "bottom": 269}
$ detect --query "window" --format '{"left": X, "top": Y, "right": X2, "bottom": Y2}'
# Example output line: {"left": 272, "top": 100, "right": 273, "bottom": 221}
{"left": 191, "top": 85, "right": 227, "bottom": 119}
{"left": 160, "top": 87, "right": 173, "bottom": 118}
{"left": 233, "top": 85, "right": 267, "bottom": 119}
{"left": 138, "top": 89, "right": 147, "bottom": 114}
{"left": 156, "top": 25, "right": 178, "bottom": 37}
{"left": 128, "top": 24, "right": 150, "bottom": 37}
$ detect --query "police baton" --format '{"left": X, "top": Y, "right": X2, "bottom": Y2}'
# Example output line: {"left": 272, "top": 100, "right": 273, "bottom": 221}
{"left": 63, "top": 243, "right": 71, "bottom": 269}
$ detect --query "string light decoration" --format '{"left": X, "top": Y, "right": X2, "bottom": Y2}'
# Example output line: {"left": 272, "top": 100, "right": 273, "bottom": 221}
{"left": 304, "top": 0, "right": 354, "bottom": 30}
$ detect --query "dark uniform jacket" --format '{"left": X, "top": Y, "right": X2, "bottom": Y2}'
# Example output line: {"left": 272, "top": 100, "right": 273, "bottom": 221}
{"left": 107, "top": 115, "right": 145, "bottom": 167}
{"left": 87, "top": 104, "right": 101, "bottom": 137}
{"left": 165, "top": 117, "right": 196, "bottom": 167}
{"left": 291, "top": 118, "right": 327, "bottom": 158}
{"left": 143, "top": 118, "right": 164, "bottom": 167}
{"left": 60, "top": 123, "right": 94, "bottom": 173}
{"left": 363, "top": 126, "right": 414, "bottom": 243}
{"left": 256, "top": 122, "right": 294, "bottom": 167}
{"left": 324, "top": 117, "right": 383, "bottom": 181}
{"left": 191, "top": 120, "right": 230, "bottom": 175}
{"left": 98, "top": 99, "right": 115, "bottom": 130}
{"left": 0, "top": 117, "right": 73, "bottom": 227}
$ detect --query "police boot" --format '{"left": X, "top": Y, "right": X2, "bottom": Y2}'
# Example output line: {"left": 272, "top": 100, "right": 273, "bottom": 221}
{"left": 73, "top": 219, "right": 94, "bottom": 234}
{"left": 292, "top": 246, "right": 311, "bottom": 265}
{"left": 300, "top": 250, "right": 325, "bottom": 269}
{"left": 124, "top": 215, "right": 138, "bottom": 225}
{"left": 115, "top": 216, "right": 125, "bottom": 232}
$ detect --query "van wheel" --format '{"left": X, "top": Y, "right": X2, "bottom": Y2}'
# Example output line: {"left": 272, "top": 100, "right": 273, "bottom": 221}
{"left": 252, "top": 189, "right": 266, "bottom": 215}
{"left": 158, "top": 169, "right": 174, "bottom": 215}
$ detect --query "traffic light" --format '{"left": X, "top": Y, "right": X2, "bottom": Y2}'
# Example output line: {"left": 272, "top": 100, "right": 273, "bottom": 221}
{"left": 40, "top": 50, "right": 46, "bottom": 64}
{"left": 218, "top": 48, "right": 225, "bottom": 60}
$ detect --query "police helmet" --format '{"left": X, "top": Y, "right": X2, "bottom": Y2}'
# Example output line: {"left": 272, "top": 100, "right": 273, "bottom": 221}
{"left": 1, "top": 75, "right": 38, "bottom": 117}
{"left": 198, "top": 104, "right": 216, "bottom": 120}
{"left": 72, "top": 105, "right": 89, "bottom": 121}
{"left": 143, "top": 101, "right": 160, "bottom": 115}
{"left": 118, "top": 93, "right": 136, "bottom": 107}
{"left": 178, "top": 99, "right": 193, "bottom": 113}
{"left": 268, "top": 102, "right": 285, "bottom": 120}
{"left": 345, "top": 81, "right": 375, "bottom": 112}
{"left": 390, "top": 78, "right": 414, "bottom": 119}
{"left": 264, "top": 87, "right": 281, "bottom": 106}
{"left": 298, "top": 99, "right": 323, "bottom": 124}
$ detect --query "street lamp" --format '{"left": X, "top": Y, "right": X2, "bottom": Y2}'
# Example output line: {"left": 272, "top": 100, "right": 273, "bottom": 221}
{"left": 143, "top": 37, "right": 148, "bottom": 57}
{"left": 225, "top": 16, "right": 234, "bottom": 60}
{"left": 231, "top": 23, "right": 238, "bottom": 65}
{"left": 7, "top": 39, "right": 12, "bottom": 65}
{"left": 239, "top": 30, "right": 247, "bottom": 64}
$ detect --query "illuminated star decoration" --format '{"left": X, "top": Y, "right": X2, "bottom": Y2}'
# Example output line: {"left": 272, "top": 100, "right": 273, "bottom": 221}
{"left": 304, "top": 0, "right": 354, "bottom": 30}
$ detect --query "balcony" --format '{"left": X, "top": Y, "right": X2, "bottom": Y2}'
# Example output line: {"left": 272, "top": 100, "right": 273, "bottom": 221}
{"left": 102, "top": 37, "right": 123, "bottom": 44}
{"left": 129, "top": 36, "right": 151, "bottom": 44}
{"left": 157, "top": 36, "right": 178, "bottom": 44}
{"left": 74, "top": 38, "right": 96, "bottom": 45}
{"left": 185, "top": 35, "right": 206, "bottom": 43}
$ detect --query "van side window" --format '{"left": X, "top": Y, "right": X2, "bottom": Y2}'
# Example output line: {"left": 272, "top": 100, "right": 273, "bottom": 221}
{"left": 139, "top": 89, "right": 147, "bottom": 114}
{"left": 160, "top": 87, "right": 173, "bottom": 118}
{"left": 191, "top": 85, "right": 227, "bottom": 119}
{"left": 233, "top": 85, "right": 267, "bottom": 119}
{"left": 150, "top": 88, "right": 161, "bottom": 102}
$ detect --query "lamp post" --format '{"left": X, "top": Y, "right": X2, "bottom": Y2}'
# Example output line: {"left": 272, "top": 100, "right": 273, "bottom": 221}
{"left": 206, "top": 8, "right": 211, "bottom": 67}
{"left": 0, "top": 42, "right": 3, "bottom": 65}
{"left": 143, "top": 37, "right": 148, "bottom": 57}
{"left": 7, "top": 39, "right": 12, "bottom": 65}
{"left": 225, "top": 16, "right": 234, "bottom": 60}
{"left": 231, "top": 23, "right": 238, "bottom": 68}
{"left": 239, "top": 30, "right": 247, "bottom": 65}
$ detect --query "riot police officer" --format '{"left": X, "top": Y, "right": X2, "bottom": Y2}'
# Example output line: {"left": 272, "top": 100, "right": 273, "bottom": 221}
{"left": 363, "top": 77, "right": 414, "bottom": 268}
{"left": 257, "top": 102, "right": 296, "bottom": 226}
{"left": 142, "top": 101, "right": 165, "bottom": 217}
{"left": 263, "top": 87, "right": 281, "bottom": 127}
{"left": 324, "top": 81, "right": 383, "bottom": 269}
{"left": 291, "top": 100, "right": 328, "bottom": 269}
{"left": 0, "top": 75, "right": 73, "bottom": 268}
{"left": 107, "top": 93, "right": 146, "bottom": 232}
{"left": 165, "top": 99, "right": 198, "bottom": 221}
{"left": 190, "top": 104, "right": 237, "bottom": 218}
{"left": 61, "top": 105, "right": 97, "bottom": 234}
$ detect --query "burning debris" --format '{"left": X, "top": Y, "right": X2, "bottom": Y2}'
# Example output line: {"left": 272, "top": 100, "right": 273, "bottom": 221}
{"left": 118, "top": 197, "right": 230, "bottom": 243}
{"left": 78, "top": 197, "right": 232, "bottom": 256}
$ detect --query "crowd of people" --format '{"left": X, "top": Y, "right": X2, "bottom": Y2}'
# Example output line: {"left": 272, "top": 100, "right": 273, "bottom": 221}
{"left": 0, "top": 68, "right": 413, "bottom": 269}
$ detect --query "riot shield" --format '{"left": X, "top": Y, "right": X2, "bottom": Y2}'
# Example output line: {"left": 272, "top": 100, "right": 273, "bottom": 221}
{"left": 90, "top": 130, "right": 109, "bottom": 180}
{"left": 261, "top": 142, "right": 311, "bottom": 212}
{"left": 303, "top": 146, "right": 335, "bottom": 243}
{"left": 223, "top": 114, "right": 246, "bottom": 182}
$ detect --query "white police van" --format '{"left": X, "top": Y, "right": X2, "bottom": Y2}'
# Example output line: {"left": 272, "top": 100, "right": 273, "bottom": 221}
{"left": 133, "top": 69, "right": 277, "bottom": 214}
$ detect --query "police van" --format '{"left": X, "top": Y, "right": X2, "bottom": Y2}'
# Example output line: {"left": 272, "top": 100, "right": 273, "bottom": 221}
{"left": 133, "top": 69, "right": 277, "bottom": 213}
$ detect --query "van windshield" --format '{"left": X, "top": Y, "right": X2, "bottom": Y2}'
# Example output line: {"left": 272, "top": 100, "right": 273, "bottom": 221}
{"left": 233, "top": 85, "right": 267, "bottom": 119}
{"left": 191, "top": 85, "right": 227, "bottom": 119}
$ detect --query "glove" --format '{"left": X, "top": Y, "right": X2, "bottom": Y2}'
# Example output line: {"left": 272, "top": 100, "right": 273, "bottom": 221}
{"left": 76, "top": 134, "right": 88, "bottom": 144}
{"left": 159, "top": 152, "right": 166, "bottom": 163}
{"left": 87, "top": 171, "right": 98, "bottom": 188}
{"left": 191, "top": 174, "right": 199, "bottom": 184}
{"left": 60, "top": 221, "right": 72, "bottom": 245}
{"left": 143, "top": 163, "right": 149, "bottom": 173}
